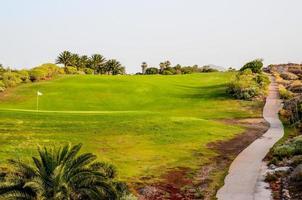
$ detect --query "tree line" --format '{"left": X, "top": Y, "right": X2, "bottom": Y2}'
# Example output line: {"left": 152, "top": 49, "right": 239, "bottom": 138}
{"left": 0, "top": 51, "right": 126, "bottom": 93}
{"left": 138, "top": 60, "right": 219, "bottom": 75}
{"left": 56, "top": 51, "right": 125, "bottom": 75}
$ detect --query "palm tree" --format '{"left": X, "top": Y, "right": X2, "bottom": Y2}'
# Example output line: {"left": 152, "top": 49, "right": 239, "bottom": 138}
{"left": 70, "top": 53, "right": 80, "bottom": 68}
{"left": 56, "top": 51, "right": 73, "bottom": 67}
{"left": 159, "top": 62, "right": 165, "bottom": 73}
{"left": 77, "top": 55, "right": 89, "bottom": 71}
{"left": 90, "top": 54, "right": 106, "bottom": 74}
{"left": 164, "top": 60, "right": 171, "bottom": 68}
{"left": 0, "top": 144, "right": 124, "bottom": 200}
{"left": 104, "top": 60, "right": 124, "bottom": 75}
{"left": 141, "top": 62, "right": 148, "bottom": 74}
{"left": 0, "top": 64, "right": 5, "bottom": 73}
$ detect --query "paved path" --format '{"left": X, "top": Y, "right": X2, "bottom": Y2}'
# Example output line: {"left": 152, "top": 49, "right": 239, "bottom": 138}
{"left": 216, "top": 78, "right": 284, "bottom": 200}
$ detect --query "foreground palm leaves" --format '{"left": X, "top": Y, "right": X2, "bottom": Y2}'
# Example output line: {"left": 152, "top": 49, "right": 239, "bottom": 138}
{"left": 0, "top": 143, "right": 126, "bottom": 200}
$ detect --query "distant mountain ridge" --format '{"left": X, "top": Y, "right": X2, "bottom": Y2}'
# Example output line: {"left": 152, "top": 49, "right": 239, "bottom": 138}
{"left": 206, "top": 64, "right": 226, "bottom": 71}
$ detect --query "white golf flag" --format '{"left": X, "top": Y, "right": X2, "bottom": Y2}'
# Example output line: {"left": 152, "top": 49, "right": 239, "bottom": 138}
{"left": 37, "top": 91, "right": 43, "bottom": 96}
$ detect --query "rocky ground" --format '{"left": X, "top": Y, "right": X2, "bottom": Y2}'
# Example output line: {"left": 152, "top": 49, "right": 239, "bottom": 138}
{"left": 264, "top": 63, "right": 302, "bottom": 200}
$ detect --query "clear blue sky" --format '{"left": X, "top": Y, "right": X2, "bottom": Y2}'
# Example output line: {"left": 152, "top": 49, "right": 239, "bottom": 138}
{"left": 0, "top": 0, "right": 302, "bottom": 73}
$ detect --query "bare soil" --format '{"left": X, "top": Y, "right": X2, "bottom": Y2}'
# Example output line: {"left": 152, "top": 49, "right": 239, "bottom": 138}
{"left": 136, "top": 118, "right": 269, "bottom": 200}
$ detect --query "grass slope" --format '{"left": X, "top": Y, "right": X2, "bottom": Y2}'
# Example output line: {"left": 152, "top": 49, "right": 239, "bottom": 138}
{"left": 0, "top": 73, "right": 261, "bottom": 182}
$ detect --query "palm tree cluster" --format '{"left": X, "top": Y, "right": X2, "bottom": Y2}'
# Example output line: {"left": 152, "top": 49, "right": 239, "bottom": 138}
{"left": 56, "top": 51, "right": 125, "bottom": 75}
{"left": 0, "top": 144, "right": 127, "bottom": 200}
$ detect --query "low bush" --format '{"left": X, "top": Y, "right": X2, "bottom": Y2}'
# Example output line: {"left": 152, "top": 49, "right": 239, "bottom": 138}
{"left": 273, "top": 72, "right": 290, "bottom": 86}
{"left": 273, "top": 136, "right": 302, "bottom": 160}
{"left": 227, "top": 69, "right": 269, "bottom": 100}
{"left": 280, "top": 96, "right": 302, "bottom": 124}
{"left": 288, "top": 66, "right": 302, "bottom": 75}
{"left": 281, "top": 72, "right": 299, "bottom": 80}
{"left": 76, "top": 70, "right": 85, "bottom": 75}
{"left": 273, "top": 145, "right": 296, "bottom": 159}
{"left": 291, "top": 164, "right": 302, "bottom": 182}
{"left": 40, "top": 63, "right": 64, "bottom": 77}
{"left": 2, "top": 72, "right": 22, "bottom": 88}
{"left": 291, "top": 155, "right": 302, "bottom": 167}
{"left": 65, "top": 66, "right": 78, "bottom": 74}
{"left": 279, "top": 109, "right": 293, "bottom": 124}
{"left": 288, "top": 80, "right": 302, "bottom": 93}
{"left": 0, "top": 80, "right": 5, "bottom": 92}
{"left": 265, "top": 172, "right": 278, "bottom": 182}
{"left": 29, "top": 68, "right": 47, "bottom": 82}
{"left": 162, "top": 69, "right": 174, "bottom": 75}
{"left": 29, "top": 63, "right": 63, "bottom": 82}
{"left": 84, "top": 67, "right": 94, "bottom": 74}
{"left": 18, "top": 70, "right": 30, "bottom": 82}
{"left": 279, "top": 85, "right": 294, "bottom": 99}
{"left": 145, "top": 67, "right": 159, "bottom": 75}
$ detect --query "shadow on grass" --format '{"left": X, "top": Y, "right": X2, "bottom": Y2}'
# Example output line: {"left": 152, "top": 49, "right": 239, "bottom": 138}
{"left": 174, "top": 83, "right": 230, "bottom": 100}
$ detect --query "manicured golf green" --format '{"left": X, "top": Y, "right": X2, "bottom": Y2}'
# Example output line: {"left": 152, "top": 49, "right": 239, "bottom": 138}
{"left": 0, "top": 73, "right": 261, "bottom": 182}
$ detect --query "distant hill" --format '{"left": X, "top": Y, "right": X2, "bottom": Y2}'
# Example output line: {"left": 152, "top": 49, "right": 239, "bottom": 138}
{"left": 206, "top": 64, "right": 226, "bottom": 71}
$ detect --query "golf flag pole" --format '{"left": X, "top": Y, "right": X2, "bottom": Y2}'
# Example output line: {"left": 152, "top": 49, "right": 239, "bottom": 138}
{"left": 37, "top": 91, "right": 43, "bottom": 111}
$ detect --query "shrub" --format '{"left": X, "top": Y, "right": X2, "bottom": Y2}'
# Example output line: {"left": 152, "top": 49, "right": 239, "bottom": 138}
{"left": 17, "top": 70, "right": 30, "bottom": 82}
{"left": 145, "top": 67, "right": 159, "bottom": 75}
{"left": 162, "top": 69, "right": 174, "bottom": 75}
{"left": 273, "top": 136, "right": 302, "bottom": 159}
{"left": 39, "top": 63, "right": 64, "bottom": 77}
{"left": 279, "top": 109, "right": 292, "bottom": 124}
{"left": 291, "top": 164, "right": 302, "bottom": 182}
{"left": 288, "top": 66, "right": 302, "bottom": 74}
{"left": 0, "top": 80, "right": 5, "bottom": 92}
{"left": 227, "top": 69, "right": 269, "bottom": 100}
{"left": 291, "top": 155, "right": 302, "bottom": 167}
{"left": 162, "top": 67, "right": 176, "bottom": 75}
{"left": 288, "top": 80, "right": 302, "bottom": 93}
{"left": 279, "top": 85, "right": 294, "bottom": 99}
{"left": 181, "top": 67, "right": 193, "bottom": 74}
{"left": 65, "top": 66, "right": 78, "bottom": 74}
{"left": 227, "top": 82, "right": 259, "bottom": 99}
{"left": 265, "top": 172, "right": 278, "bottom": 182}
{"left": 292, "top": 137, "right": 302, "bottom": 154}
{"left": 273, "top": 72, "right": 290, "bottom": 86}
{"left": 84, "top": 68, "right": 94, "bottom": 74}
{"left": 255, "top": 73, "right": 270, "bottom": 87}
{"left": 240, "top": 59, "right": 263, "bottom": 73}
{"left": 76, "top": 70, "right": 85, "bottom": 75}
{"left": 273, "top": 145, "right": 296, "bottom": 159}
{"left": 280, "top": 72, "right": 299, "bottom": 80}
{"left": 280, "top": 96, "right": 302, "bottom": 124}
{"left": 2, "top": 72, "right": 22, "bottom": 88}
{"left": 29, "top": 69, "right": 47, "bottom": 82}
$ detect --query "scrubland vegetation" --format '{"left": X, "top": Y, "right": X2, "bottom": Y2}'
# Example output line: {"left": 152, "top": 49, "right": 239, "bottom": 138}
{"left": 227, "top": 59, "right": 270, "bottom": 100}
{"left": 265, "top": 63, "right": 302, "bottom": 199}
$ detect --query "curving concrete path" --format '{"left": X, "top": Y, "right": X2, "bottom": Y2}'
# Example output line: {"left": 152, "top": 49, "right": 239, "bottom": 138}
{"left": 216, "top": 77, "right": 284, "bottom": 200}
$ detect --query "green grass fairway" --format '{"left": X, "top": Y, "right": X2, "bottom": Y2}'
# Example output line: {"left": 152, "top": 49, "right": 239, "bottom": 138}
{"left": 0, "top": 73, "right": 261, "bottom": 182}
